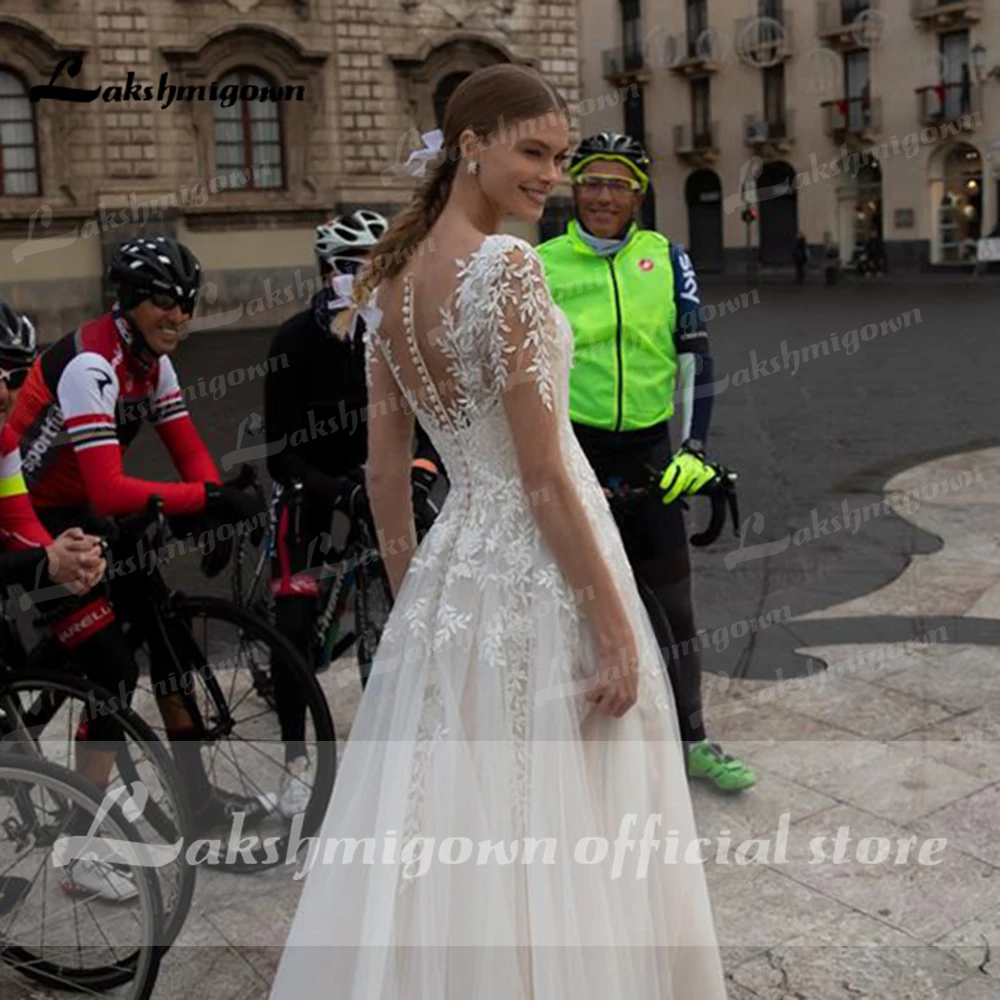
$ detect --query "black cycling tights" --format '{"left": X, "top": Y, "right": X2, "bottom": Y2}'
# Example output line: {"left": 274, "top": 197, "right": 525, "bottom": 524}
{"left": 37, "top": 506, "right": 213, "bottom": 789}
{"left": 573, "top": 423, "right": 709, "bottom": 749}
{"left": 271, "top": 497, "right": 338, "bottom": 762}
{"left": 638, "top": 567, "right": 707, "bottom": 748}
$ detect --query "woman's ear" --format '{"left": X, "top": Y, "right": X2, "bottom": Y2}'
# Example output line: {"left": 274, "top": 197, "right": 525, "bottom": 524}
{"left": 457, "top": 127, "right": 479, "bottom": 167}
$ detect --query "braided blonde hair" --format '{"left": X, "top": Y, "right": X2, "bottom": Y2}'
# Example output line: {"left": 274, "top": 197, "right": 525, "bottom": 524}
{"left": 334, "top": 64, "right": 566, "bottom": 337}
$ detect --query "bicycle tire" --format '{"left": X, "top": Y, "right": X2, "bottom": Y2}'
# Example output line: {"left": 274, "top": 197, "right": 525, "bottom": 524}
{"left": 635, "top": 578, "right": 677, "bottom": 675}
{"left": 0, "top": 755, "right": 163, "bottom": 998}
{"left": 0, "top": 669, "right": 195, "bottom": 951}
{"left": 127, "top": 595, "right": 336, "bottom": 874}
{"left": 355, "top": 558, "right": 393, "bottom": 688}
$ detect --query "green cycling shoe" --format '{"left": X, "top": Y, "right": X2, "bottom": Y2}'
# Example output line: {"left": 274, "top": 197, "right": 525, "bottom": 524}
{"left": 687, "top": 740, "right": 757, "bottom": 792}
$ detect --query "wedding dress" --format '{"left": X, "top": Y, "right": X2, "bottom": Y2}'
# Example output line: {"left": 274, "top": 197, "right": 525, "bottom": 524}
{"left": 269, "top": 234, "right": 728, "bottom": 1000}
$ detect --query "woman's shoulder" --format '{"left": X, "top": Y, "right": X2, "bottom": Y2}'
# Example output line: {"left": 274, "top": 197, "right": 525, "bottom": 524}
{"left": 467, "top": 233, "right": 546, "bottom": 287}
{"left": 479, "top": 232, "right": 540, "bottom": 260}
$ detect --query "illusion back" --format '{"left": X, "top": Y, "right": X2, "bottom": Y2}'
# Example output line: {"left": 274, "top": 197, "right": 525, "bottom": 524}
{"left": 366, "top": 234, "right": 573, "bottom": 495}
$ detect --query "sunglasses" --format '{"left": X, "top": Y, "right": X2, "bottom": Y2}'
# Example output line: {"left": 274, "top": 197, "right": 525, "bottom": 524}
{"left": 573, "top": 174, "right": 643, "bottom": 195}
{"left": 0, "top": 365, "right": 30, "bottom": 390}
{"left": 149, "top": 293, "right": 193, "bottom": 312}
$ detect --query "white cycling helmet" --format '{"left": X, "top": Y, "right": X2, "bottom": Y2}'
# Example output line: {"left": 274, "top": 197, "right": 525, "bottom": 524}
{"left": 315, "top": 210, "right": 388, "bottom": 265}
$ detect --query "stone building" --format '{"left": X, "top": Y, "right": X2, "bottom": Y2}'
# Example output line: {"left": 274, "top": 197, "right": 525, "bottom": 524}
{"left": 575, "top": 0, "right": 1000, "bottom": 273}
{"left": 0, "top": 0, "right": 579, "bottom": 337}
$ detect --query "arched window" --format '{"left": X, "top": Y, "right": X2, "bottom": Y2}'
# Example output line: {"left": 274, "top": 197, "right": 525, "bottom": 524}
{"left": 0, "top": 68, "right": 39, "bottom": 195}
{"left": 212, "top": 68, "right": 284, "bottom": 189}
{"left": 433, "top": 72, "right": 469, "bottom": 128}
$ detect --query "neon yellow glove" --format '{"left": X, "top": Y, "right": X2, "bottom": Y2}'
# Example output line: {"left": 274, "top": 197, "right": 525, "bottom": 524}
{"left": 659, "top": 442, "right": 716, "bottom": 505}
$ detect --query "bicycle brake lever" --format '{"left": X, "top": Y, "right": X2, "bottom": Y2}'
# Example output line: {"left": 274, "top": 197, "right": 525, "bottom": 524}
{"left": 225, "top": 464, "right": 258, "bottom": 493}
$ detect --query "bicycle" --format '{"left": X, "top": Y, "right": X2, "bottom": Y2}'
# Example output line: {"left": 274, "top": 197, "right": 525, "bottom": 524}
{"left": 0, "top": 500, "right": 200, "bottom": 948}
{"left": 603, "top": 459, "right": 740, "bottom": 668}
{"left": 115, "top": 490, "right": 337, "bottom": 872}
{"left": 10, "top": 486, "right": 336, "bottom": 875}
{"left": 233, "top": 468, "right": 395, "bottom": 698}
{"left": 0, "top": 752, "right": 164, "bottom": 998}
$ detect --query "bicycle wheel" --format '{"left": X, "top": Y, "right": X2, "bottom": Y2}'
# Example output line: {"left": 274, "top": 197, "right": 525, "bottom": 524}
{"left": 0, "top": 755, "right": 163, "bottom": 998}
{"left": 355, "top": 556, "right": 393, "bottom": 688}
{"left": 127, "top": 595, "right": 336, "bottom": 873}
{"left": 636, "top": 578, "right": 677, "bottom": 672}
{"left": 232, "top": 528, "right": 275, "bottom": 622}
{"left": 231, "top": 479, "right": 281, "bottom": 620}
{"left": 0, "top": 670, "right": 194, "bottom": 951}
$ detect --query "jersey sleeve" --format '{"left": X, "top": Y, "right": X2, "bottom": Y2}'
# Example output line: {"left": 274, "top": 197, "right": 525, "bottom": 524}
{"left": 57, "top": 352, "right": 208, "bottom": 517}
{"left": 671, "top": 243, "right": 711, "bottom": 357}
{"left": 0, "top": 422, "right": 53, "bottom": 550}
{"left": 670, "top": 243, "right": 715, "bottom": 444}
{"left": 59, "top": 352, "right": 121, "bottom": 454}
{"left": 149, "top": 357, "right": 220, "bottom": 485}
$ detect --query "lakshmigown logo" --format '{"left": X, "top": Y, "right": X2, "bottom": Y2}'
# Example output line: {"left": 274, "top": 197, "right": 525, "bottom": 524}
{"left": 31, "top": 55, "right": 305, "bottom": 110}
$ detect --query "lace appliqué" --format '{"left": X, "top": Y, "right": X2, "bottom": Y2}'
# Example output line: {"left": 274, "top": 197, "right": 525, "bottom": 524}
{"left": 364, "top": 236, "right": 575, "bottom": 890}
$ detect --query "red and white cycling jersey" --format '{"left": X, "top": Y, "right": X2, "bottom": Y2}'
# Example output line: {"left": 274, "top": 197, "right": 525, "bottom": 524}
{"left": 0, "top": 310, "right": 219, "bottom": 549}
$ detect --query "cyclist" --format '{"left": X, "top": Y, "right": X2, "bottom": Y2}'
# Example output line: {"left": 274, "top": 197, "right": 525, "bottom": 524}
{"left": 0, "top": 237, "right": 273, "bottom": 839}
{"left": 0, "top": 302, "right": 106, "bottom": 595}
{"left": 264, "top": 210, "right": 445, "bottom": 817}
{"left": 537, "top": 132, "right": 757, "bottom": 792}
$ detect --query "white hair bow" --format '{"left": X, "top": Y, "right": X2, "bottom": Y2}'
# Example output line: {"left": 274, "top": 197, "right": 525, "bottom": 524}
{"left": 401, "top": 128, "right": 444, "bottom": 178}
{"left": 330, "top": 273, "right": 383, "bottom": 341}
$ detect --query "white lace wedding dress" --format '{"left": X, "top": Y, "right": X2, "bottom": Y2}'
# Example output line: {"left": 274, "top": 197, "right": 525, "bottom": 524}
{"left": 269, "top": 234, "right": 728, "bottom": 1000}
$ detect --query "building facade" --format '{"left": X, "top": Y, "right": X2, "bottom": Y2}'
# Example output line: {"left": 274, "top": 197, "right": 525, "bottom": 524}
{"left": 576, "top": 0, "right": 999, "bottom": 273}
{"left": 0, "top": 0, "right": 579, "bottom": 336}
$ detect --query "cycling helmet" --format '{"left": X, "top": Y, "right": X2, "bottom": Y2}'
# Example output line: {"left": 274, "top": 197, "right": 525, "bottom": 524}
{"left": 315, "top": 210, "right": 388, "bottom": 266}
{"left": 0, "top": 301, "right": 38, "bottom": 369}
{"left": 569, "top": 132, "right": 651, "bottom": 192}
{"left": 109, "top": 235, "right": 202, "bottom": 314}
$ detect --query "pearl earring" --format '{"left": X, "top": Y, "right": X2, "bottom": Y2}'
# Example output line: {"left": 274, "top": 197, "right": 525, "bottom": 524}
{"left": 468, "top": 160, "right": 479, "bottom": 175}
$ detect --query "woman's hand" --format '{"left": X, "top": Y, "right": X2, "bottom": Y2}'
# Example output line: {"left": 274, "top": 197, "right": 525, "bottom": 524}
{"left": 586, "top": 625, "right": 640, "bottom": 718}
{"left": 45, "top": 528, "right": 107, "bottom": 594}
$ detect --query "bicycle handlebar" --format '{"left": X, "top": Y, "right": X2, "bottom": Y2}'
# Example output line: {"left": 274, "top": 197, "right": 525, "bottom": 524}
{"left": 224, "top": 463, "right": 259, "bottom": 494}
{"left": 604, "top": 461, "right": 741, "bottom": 549}
{"left": 102, "top": 494, "right": 167, "bottom": 547}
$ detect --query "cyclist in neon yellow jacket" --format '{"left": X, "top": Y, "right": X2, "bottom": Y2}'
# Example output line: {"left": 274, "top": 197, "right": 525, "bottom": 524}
{"left": 538, "top": 132, "right": 756, "bottom": 792}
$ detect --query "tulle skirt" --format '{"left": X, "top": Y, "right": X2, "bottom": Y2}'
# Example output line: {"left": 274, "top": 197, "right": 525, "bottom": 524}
{"left": 269, "top": 482, "right": 728, "bottom": 1000}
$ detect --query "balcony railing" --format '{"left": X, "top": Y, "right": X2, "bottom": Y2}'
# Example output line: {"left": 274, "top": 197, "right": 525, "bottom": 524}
{"left": 916, "top": 82, "right": 979, "bottom": 124}
{"left": 817, "top": 0, "right": 877, "bottom": 36}
{"left": 911, "top": 0, "right": 983, "bottom": 25}
{"left": 666, "top": 30, "right": 722, "bottom": 73}
{"left": 735, "top": 10, "right": 794, "bottom": 62}
{"left": 602, "top": 43, "right": 646, "bottom": 81}
{"left": 821, "top": 96, "right": 882, "bottom": 136}
{"left": 673, "top": 122, "right": 720, "bottom": 156}
{"left": 744, "top": 109, "right": 796, "bottom": 145}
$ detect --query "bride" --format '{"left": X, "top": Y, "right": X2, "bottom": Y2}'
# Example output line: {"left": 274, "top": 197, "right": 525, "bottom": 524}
{"left": 269, "top": 64, "right": 728, "bottom": 1000}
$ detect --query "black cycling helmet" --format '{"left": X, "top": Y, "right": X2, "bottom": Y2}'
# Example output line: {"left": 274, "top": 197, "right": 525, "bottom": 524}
{"left": 109, "top": 235, "right": 202, "bottom": 314}
{"left": 569, "top": 132, "right": 652, "bottom": 192}
{"left": 0, "top": 301, "right": 38, "bottom": 370}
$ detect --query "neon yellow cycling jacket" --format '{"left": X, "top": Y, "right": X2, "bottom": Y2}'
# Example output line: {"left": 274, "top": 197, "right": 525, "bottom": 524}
{"left": 537, "top": 220, "right": 680, "bottom": 432}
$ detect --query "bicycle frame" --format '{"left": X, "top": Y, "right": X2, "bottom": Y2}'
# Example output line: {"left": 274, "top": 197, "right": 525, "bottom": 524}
{"left": 233, "top": 479, "right": 284, "bottom": 610}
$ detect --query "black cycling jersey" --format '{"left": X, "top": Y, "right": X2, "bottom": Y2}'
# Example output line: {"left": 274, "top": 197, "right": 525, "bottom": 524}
{"left": 264, "top": 292, "right": 442, "bottom": 503}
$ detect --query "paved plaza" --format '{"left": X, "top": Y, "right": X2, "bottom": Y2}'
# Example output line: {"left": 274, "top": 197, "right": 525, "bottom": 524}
{"left": 6, "top": 275, "right": 1000, "bottom": 999}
